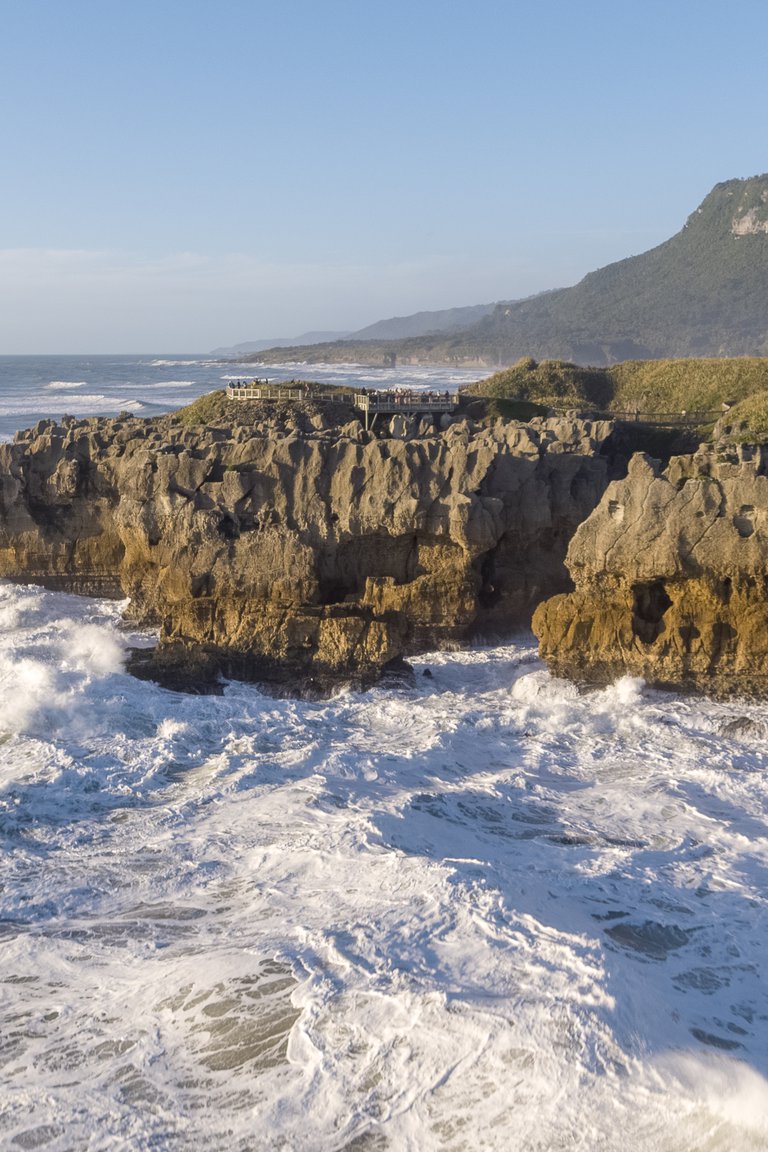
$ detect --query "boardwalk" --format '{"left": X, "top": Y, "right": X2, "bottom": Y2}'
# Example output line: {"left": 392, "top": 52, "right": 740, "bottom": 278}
{"left": 591, "top": 408, "right": 722, "bottom": 429}
{"left": 226, "top": 383, "right": 724, "bottom": 431}
{"left": 226, "top": 381, "right": 457, "bottom": 429}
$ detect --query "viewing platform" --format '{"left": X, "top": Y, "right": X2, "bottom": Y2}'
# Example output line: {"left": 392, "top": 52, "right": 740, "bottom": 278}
{"left": 226, "top": 380, "right": 457, "bottom": 429}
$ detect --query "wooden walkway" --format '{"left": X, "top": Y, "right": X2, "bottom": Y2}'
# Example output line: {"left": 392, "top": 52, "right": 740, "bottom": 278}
{"left": 597, "top": 409, "right": 722, "bottom": 428}
{"left": 226, "top": 383, "right": 718, "bottom": 432}
{"left": 226, "top": 381, "right": 456, "bottom": 430}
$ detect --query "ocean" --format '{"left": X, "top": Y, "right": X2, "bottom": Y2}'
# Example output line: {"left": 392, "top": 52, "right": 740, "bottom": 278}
{"left": 1, "top": 357, "right": 767, "bottom": 1151}
{"left": 0, "top": 355, "right": 485, "bottom": 441}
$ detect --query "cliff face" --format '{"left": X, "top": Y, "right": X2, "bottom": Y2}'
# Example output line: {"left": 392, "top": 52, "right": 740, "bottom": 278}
{"left": 533, "top": 445, "right": 768, "bottom": 695}
{"left": 1, "top": 405, "right": 613, "bottom": 691}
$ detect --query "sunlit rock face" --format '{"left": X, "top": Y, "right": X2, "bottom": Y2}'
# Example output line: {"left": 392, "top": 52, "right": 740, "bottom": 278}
{"left": 731, "top": 185, "right": 768, "bottom": 236}
{"left": 534, "top": 445, "right": 768, "bottom": 696}
{"left": 0, "top": 407, "right": 613, "bottom": 691}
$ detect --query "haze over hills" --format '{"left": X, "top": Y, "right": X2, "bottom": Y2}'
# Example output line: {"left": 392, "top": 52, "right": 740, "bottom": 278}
{"left": 348, "top": 302, "right": 498, "bottom": 341}
{"left": 238, "top": 175, "right": 768, "bottom": 369}
{"left": 213, "top": 303, "right": 499, "bottom": 358}
{"left": 211, "top": 331, "right": 351, "bottom": 357}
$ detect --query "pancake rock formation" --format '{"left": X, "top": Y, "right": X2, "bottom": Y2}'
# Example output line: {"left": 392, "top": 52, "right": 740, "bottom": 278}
{"left": 533, "top": 445, "right": 768, "bottom": 695}
{"left": 0, "top": 405, "right": 614, "bottom": 691}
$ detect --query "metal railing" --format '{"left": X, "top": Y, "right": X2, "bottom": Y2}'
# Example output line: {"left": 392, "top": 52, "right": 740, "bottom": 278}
{"left": 226, "top": 383, "right": 357, "bottom": 403}
{"left": 226, "top": 382, "right": 458, "bottom": 427}
{"left": 354, "top": 391, "right": 455, "bottom": 413}
{"left": 599, "top": 409, "right": 722, "bottom": 427}
{"left": 227, "top": 384, "right": 721, "bottom": 430}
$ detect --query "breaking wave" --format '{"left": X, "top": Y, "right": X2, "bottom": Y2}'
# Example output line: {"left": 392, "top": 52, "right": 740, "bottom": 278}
{"left": 0, "top": 354, "right": 484, "bottom": 440}
{"left": 145, "top": 359, "right": 209, "bottom": 367}
{"left": 118, "top": 381, "right": 196, "bottom": 390}
{"left": 0, "top": 582, "right": 767, "bottom": 1149}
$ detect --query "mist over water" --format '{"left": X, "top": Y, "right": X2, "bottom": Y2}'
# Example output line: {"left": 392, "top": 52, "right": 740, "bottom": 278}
{"left": 1, "top": 583, "right": 767, "bottom": 1150}
{"left": 1, "top": 358, "right": 768, "bottom": 1149}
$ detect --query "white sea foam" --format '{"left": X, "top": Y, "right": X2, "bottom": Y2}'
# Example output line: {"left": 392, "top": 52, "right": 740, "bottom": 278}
{"left": 146, "top": 359, "right": 206, "bottom": 367}
{"left": 220, "top": 362, "right": 483, "bottom": 393}
{"left": 0, "top": 585, "right": 127, "bottom": 737}
{"left": 62, "top": 392, "right": 110, "bottom": 403}
{"left": 0, "top": 583, "right": 767, "bottom": 1149}
{"left": 1, "top": 354, "right": 485, "bottom": 441}
{"left": 0, "top": 392, "right": 146, "bottom": 417}
{"left": 117, "top": 381, "right": 196, "bottom": 390}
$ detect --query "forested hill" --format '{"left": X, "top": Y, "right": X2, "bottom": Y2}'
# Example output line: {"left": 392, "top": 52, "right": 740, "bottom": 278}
{"left": 465, "top": 173, "right": 768, "bottom": 364}
{"left": 348, "top": 302, "right": 497, "bottom": 341}
{"left": 242, "top": 175, "right": 768, "bottom": 368}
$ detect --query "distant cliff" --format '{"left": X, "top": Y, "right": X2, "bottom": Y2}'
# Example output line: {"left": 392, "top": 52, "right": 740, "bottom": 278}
{"left": 217, "top": 305, "right": 498, "bottom": 361}
{"left": 245, "top": 175, "right": 768, "bottom": 368}
{"left": 0, "top": 400, "right": 615, "bottom": 693}
{"left": 211, "top": 331, "right": 350, "bottom": 357}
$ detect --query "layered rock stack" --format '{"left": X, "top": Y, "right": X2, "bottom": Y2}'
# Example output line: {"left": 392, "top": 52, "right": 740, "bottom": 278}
{"left": 533, "top": 445, "right": 768, "bottom": 695}
{"left": 0, "top": 406, "right": 613, "bottom": 691}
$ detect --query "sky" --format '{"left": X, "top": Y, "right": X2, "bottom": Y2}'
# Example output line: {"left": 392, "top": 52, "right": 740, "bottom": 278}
{"left": 2, "top": 0, "right": 768, "bottom": 353}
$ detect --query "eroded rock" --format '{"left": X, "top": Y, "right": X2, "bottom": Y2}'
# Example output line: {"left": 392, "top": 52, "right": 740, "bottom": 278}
{"left": 2, "top": 408, "right": 614, "bottom": 691}
{"left": 533, "top": 446, "right": 768, "bottom": 695}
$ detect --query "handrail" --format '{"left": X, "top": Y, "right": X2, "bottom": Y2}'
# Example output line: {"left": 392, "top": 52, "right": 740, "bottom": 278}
{"left": 226, "top": 382, "right": 457, "bottom": 411}
{"left": 227, "top": 385, "right": 357, "bottom": 402}
{"left": 355, "top": 393, "right": 454, "bottom": 410}
{"left": 608, "top": 409, "right": 721, "bottom": 422}
{"left": 227, "top": 384, "right": 719, "bottom": 427}
{"left": 541, "top": 405, "right": 722, "bottom": 426}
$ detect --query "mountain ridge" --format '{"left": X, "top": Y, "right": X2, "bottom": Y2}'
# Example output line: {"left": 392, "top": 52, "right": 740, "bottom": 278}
{"left": 239, "top": 175, "right": 768, "bottom": 368}
{"left": 213, "top": 302, "right": 500, "bottom": 358}
{"left": 211, "top": 331, "right": 351, "bottom": 357}
{"left": 348, "top": 301, "right": 498, "bottom": 341}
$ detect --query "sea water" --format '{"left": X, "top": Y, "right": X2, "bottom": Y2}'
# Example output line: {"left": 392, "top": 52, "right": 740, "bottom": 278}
{"left": 0, "top": 360, "right": 767, "bottom": 1151}
{"left": 0, "top": 355, "right": 484, "bottom": 441}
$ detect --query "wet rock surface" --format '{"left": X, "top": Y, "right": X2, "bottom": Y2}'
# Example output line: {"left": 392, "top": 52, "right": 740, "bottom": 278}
{"left": 1, "top": 406, "right": 614, "bottom": 692}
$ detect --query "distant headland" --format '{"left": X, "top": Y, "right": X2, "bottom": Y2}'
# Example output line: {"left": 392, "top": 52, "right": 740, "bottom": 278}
{"left": 227, "top": 175, "right": 768, "bottom": 370}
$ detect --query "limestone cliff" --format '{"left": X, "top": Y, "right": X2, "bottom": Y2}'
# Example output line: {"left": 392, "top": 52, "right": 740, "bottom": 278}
{"left": 0, "top": 403, "right": 613, "bottom": 691}
{"left": 533, "top": 444, "right": 768, "bottom": 695}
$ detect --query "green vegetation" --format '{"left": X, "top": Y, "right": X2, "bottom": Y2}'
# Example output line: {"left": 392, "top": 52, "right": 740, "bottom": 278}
{"left": 464, "top": 357, "right": 613, "bottom": 409}
{"left": 175, "top": 389, "right": 230, "bottom": 426}
{"left": 609, "top": 358, "right": 768, "bottom": 413}
{"left": 480, "top": 397, "right": 551, "bottom": 421}
{"left": 175, "top": 357, "right": 768, "bottom": 446}
{"left": 242, "top": 175, "right": 768, "bottom": 368}
{"left": 441, "top": 175, "right": 768, "bottom": 364}
{"left": 466, "top": 356, "right": 768, "bottom": 430}
{"left": 719, "top": 390, "right": 768, "bottom": 444}
{"left": 241, "top": 342, "right": 396, "bottom": 367}
{"left": 174, "top": 380, "right": 354, "bottom": 427}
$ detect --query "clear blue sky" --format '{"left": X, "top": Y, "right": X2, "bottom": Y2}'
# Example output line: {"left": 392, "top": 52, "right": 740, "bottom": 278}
{"left": 2, "top": 0, "right": 767, "bottom": 352}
